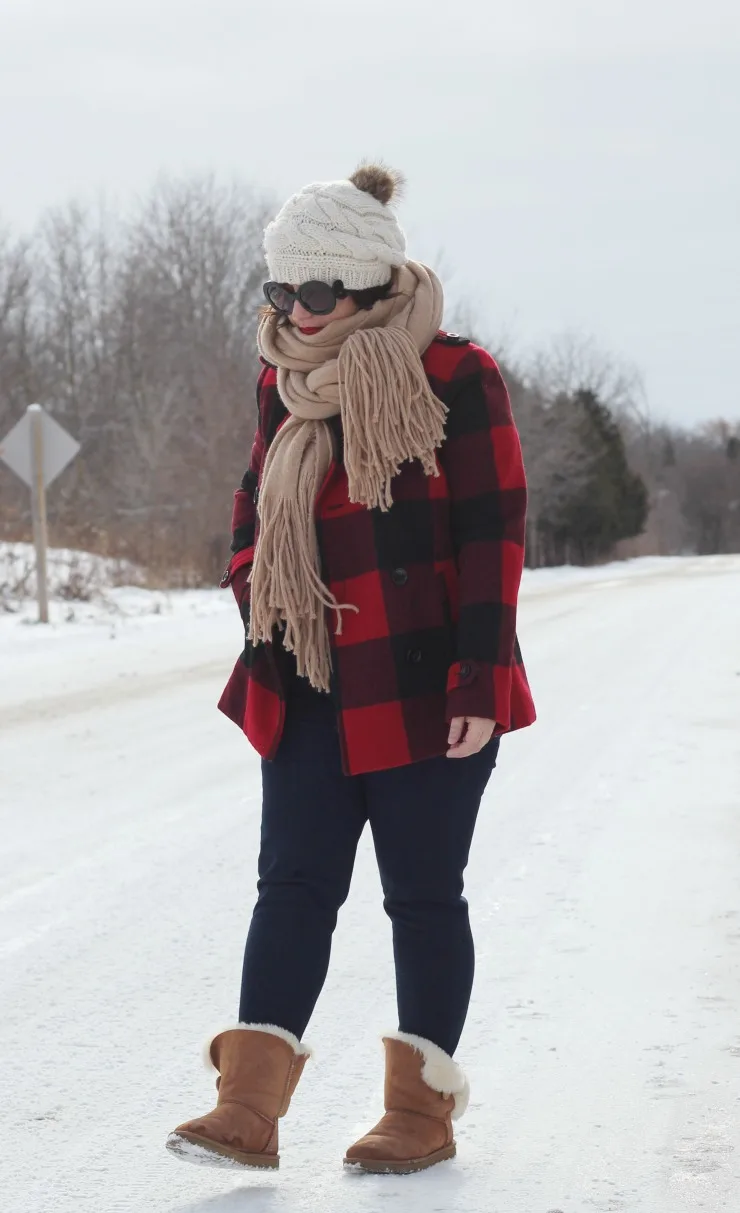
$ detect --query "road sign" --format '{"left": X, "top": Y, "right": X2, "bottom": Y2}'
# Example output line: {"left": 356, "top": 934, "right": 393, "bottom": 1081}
{"left": 0, "top": 404, "right": 81, "bottom": 623}
{"left": 0, "top": 405, "right": 80, "bottom": 489}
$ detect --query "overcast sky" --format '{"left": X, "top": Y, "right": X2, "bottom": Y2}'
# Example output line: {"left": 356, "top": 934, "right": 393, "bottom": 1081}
{"left": 2, "top": 0, "right": 738, "bottom": 425}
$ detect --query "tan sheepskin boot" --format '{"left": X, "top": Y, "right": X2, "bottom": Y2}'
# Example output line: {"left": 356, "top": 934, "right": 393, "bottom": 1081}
{"left": 344, "top": 1032, "right": 469, "bottom": 1174}
{"left": 166, "top": 1024, "right": 311, "bottom": 1169}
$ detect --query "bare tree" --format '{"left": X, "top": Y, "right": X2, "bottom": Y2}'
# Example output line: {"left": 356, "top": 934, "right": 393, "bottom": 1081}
{"left": 0, "top": 228, "right": 34, "bottom": 420}
{"left": 1, "top": 178, "right": 272, "bottom": 579}
{"left": 0, "top": 227, "right": 35, "bottom": 535}
{"left": 2, "top": 188, "right": 738, "bottom": 577}
{"left": 528, "top": 331, "right": 646, "bottom": 418}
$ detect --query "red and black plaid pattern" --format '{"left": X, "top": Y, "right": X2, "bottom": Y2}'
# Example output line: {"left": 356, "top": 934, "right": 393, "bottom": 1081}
{"left": 218, "top": 334, "right": 536, "bottom": 774}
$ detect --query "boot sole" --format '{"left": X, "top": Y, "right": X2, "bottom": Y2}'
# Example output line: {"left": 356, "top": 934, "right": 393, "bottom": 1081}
{"left": 343, "top": 1143, "right": 456, "bottom": 1174}
{"left": 166, "top": 1131, "right": 279, "bottom": 1170}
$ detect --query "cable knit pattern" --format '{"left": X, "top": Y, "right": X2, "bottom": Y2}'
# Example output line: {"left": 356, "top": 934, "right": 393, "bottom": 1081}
{"left": 264, "top": 179, "right": 407, "bottom": 289}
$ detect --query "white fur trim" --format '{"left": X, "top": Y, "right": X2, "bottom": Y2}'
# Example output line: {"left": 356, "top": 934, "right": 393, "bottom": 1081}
{"left": 383, "top": 1031, "right": 470, "bottom": 1120}
{"left": 202, "top": 1023, "right": 313, "bottom": 1072}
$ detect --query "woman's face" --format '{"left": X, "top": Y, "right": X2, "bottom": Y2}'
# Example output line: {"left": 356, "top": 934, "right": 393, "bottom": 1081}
{"left": 288, "top": 289, "right": 359, "bottom": 333}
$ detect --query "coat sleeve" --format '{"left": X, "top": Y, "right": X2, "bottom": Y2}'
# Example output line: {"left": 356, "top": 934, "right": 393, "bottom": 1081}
{"left": 438, "top": 347, "right": 527, "bottom": 729}
{"left": 219, "top": 370, "right": 268, "bottom": 613}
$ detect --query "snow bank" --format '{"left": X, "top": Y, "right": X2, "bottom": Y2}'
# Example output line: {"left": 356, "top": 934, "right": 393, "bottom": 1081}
{"left": 519, "top": 553, "right": 729, "bottom": 593}
{"left": 0, "top": 540, "right": 147, "bottom": 614}
{"left": 0, "top": 542, "right": 234, "bottom": 675}
{"left": 2, "top": 540, "right": 735, "bottom": 658}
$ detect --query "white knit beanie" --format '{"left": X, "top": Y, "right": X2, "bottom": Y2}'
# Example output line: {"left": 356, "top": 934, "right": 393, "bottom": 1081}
{"left": 264, "top": 164, "right": 407, "bottom": 290}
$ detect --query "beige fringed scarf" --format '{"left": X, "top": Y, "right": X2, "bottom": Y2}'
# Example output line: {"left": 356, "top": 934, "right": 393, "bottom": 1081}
{"left": 249, "top": 260, "right": 445, "bottom": 691}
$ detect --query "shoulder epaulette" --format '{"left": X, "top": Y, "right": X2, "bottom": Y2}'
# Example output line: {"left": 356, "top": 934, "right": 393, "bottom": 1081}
{"left": 434, "top": 331, "right": 471, "bottom": 347}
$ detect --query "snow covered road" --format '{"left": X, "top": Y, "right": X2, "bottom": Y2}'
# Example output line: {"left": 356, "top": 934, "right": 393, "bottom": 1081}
{"left": 2, "top": 557, "right": 740, "bottom": 1212}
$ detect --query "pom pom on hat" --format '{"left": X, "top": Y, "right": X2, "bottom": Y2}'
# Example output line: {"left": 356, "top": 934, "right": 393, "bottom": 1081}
{"left": 349, "top": 163, "right": 406, "bottom": 206}
{"left": 264, "top": 162, "right": 408, "bottom": 291}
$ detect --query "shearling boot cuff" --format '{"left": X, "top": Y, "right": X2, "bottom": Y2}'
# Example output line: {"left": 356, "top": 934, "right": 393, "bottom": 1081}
{"left": 383, "top": 1031, "right": 469, "bottom": 1120}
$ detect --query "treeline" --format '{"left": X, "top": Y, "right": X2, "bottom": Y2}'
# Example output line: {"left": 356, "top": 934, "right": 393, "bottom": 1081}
{"left": 0, "top": 178, "right": 271, "bottom": 583}
{"left": 451, "top": 323, "right": 740, "bottom": 567}
{"left": 1, "top": 177, "right": 738, "bottom": 581}
{"left": 500, "top": 355, "right": 650, "bottom": 567}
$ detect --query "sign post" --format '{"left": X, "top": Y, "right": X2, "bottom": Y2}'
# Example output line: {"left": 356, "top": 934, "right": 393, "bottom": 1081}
{"left": 0, "top": 404, "right": 80, "bottom": 623}
{"left": 29, "top": 405, "right": 51, "bottom": 623}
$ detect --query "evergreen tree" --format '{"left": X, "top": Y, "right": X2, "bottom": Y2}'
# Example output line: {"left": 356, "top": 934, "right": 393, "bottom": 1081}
{"left": 553, "top": 390, "right": 648, "bottom": 563}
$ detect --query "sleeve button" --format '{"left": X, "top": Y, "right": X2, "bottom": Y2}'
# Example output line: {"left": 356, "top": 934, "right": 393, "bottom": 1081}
{"left": 459, "top": 662, "right": 472, "bottom": 679}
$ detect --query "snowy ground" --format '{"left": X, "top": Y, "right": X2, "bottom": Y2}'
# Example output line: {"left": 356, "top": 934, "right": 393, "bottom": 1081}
{"left": 2, "top": 554, "right": 740, "bottom": 1212}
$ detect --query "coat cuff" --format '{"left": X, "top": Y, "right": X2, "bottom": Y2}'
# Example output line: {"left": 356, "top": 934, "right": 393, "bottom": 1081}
{"left": 220, "top": 545, "right": 254, "bottom": 587}
{"left": 220, "top": 546, "right": 254, "bottom": 611}
{"left": 445, "top": 660, "right": 511, "bottom": 731}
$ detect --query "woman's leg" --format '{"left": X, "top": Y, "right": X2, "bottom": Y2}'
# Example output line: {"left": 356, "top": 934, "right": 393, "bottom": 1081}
{"left": 366, "top": 739, "right": 499, "bottom": 1056}
{"left": 239, "top": 686, "right": 367, "bottom": 1037}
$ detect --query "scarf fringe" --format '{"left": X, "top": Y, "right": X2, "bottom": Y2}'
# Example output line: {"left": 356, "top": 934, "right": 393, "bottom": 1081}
{"left": 248, "top": 416, "right": 358, "bottom": 692}
{"left": 339, "top": 327, "right": 447, "bottom": 512}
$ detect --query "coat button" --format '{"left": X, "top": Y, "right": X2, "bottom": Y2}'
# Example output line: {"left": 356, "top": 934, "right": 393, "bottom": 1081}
{"left": 391, "top": 567, "right": 408, "bottom": 586}
{"left": 459, "top": 662, "right": 472, "bottom": 679}
{"left": 406, "top": 648, "right": 422, "bottom": 664}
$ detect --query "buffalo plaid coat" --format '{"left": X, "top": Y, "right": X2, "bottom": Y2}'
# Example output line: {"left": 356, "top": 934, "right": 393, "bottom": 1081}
{"left": 218, "top": 333, "right": 536, "bottom": 775}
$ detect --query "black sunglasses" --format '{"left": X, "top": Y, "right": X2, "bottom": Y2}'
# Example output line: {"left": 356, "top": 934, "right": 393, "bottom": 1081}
{"left": 263, "top": 279, "right": 348, "bottom": 317}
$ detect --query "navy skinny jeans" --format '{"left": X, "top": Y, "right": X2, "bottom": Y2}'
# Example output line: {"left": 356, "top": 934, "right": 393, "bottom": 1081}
{"left": 239, "top": 677, "right": 498, "bottom": 1056}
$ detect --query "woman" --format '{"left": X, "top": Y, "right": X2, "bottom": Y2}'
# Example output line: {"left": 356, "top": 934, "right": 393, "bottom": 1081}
{"left": 167, "top": 164, "right": 536, "bottom": 1176}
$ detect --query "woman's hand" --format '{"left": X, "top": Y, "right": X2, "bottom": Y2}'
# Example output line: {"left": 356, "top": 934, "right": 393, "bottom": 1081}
{"left": 447, "top": 716, "right": 496, "bottom": 759}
